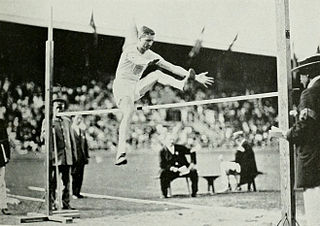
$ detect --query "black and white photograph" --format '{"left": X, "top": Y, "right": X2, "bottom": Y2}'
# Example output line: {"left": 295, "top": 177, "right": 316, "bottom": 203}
{"left": 0, "top": 0, "right": 320, "bottom": 225}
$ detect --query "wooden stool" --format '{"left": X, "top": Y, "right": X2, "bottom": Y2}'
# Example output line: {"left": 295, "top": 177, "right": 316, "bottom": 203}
{"left": 201, "top": 175, "right": 220, "bottom": 193}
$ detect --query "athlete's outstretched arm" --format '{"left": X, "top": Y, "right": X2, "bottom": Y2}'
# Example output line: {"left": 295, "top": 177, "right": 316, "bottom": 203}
{"left": 122, "top": 18, "right": 138, "bottom": 50}
{"left": 157, "top": 60, "right": 190, "bottom": 78}
{"left": 157, "top": 59, "right": 214, "bottom": 88}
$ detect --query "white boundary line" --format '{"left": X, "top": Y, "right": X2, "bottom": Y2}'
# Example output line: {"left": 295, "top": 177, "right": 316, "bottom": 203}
{"left": 81, "top": 192, "right": 208, "bottom": 210}
{"left": 28, "top": 186, "right": 46, "bottom": 192}
{"left": 7, "top": 194, "right": 45, "bottom": 203}
{"left": 57, "top": 91, "right": 278, "bottom": 117}
{"left": 28, "top": 186, "right": 208, "bottom": 210}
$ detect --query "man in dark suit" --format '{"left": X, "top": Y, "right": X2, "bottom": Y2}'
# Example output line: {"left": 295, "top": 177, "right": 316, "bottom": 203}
{"left": 271, "top": 54, "right": 320, "bottom": 226}
{"left": 71, "top": 115, "right": 89, "bottom": 199}
{"left": 159, "top": 133, "right": 198, "bottom": 198}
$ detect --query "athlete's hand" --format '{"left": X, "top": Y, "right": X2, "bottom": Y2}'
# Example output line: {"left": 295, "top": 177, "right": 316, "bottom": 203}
{"left": 195, "top": 72, "right": 214, "bottom": 88}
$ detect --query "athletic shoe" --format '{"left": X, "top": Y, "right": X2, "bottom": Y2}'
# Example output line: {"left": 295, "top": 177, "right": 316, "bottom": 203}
{"left": 1, "top": 208, "right": 11, "bottom": 215}
{"left": 189, "top": 68, "right": 196, "bottom": 79}
{"left": 180, "top": 68, "right": 196, "bottom": 91}
{"left": 175, "top": 72, "right": 190, "bottom": 91}
{"left": 115, "top": 153, "right": 127, "bottom": 166}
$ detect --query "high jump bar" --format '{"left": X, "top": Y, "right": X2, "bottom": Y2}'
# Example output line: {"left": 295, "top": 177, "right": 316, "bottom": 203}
{"left": 57, "top": 91, "right": 278, "bottom": 117}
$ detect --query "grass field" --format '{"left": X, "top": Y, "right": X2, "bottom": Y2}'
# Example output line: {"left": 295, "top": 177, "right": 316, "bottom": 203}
{"left": 1, "top": 146, "right": 306, "bottom": 225}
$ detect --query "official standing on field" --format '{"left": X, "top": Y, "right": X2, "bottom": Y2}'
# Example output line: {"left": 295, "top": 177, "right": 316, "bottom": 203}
{"left": 272, "top": 54, "right": 320, "bottom": 226}
{"left": 71, "top": 115, "right": 89, "bottom": 199}
{"left": 41, "top": 97, "right": 76, "bottom": 210}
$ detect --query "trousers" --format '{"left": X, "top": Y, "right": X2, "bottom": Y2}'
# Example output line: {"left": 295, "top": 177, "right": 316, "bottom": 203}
{"left": 0, "top": 166, "right": 7, "bottom": 209}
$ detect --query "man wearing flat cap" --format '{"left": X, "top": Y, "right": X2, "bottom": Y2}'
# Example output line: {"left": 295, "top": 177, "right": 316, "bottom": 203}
{"left": 41, "top": 96, "right": 76, "bottom": 210}
{"left": 272, "top": 54, "right": 320, "bottom": 226}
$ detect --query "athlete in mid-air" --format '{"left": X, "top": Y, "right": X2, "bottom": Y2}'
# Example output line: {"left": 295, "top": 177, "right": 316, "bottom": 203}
{"left": 113, "top": 19, "right": 214, "bottom": 165}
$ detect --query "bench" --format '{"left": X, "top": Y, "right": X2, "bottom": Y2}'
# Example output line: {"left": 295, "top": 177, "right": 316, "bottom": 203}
{"left": 226, "top": 171, "right": 264, "bottom": 191}
{"left": 200, "top": 175, "right": 220, "bottom": 194}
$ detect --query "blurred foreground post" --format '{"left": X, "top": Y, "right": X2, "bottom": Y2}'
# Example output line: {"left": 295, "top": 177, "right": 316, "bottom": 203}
{"left": 275, "top": 0, "right": 296, "bottom": 225}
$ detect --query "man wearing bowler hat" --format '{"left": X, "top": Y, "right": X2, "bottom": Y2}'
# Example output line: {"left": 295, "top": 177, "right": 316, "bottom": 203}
{"left": 41, "top": 96, "right": 76, "bottom": 210}
{"left": 271, "top": 54, "right": 320, "bottom": 226}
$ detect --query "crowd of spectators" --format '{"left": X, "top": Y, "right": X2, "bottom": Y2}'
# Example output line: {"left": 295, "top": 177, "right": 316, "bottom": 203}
{"left": 0, "top": 76, "right": 278, "bottom": 153}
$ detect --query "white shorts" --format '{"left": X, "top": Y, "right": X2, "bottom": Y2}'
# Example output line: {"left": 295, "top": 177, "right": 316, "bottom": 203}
{"left": 220, "top": 161, "right": 241, "bottom": 174}
{"left": 112, "top": 78, "right": 141, "bottom": 107}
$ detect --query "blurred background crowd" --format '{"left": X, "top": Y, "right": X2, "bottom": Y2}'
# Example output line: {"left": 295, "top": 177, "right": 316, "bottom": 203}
{"left": 0, "top": 75, "right": 278, "bottom": 154}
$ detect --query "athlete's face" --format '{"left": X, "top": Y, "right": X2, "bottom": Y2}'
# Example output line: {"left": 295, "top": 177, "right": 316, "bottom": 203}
{"left": 138, "top": 35, "right": 154, "bottom": 52}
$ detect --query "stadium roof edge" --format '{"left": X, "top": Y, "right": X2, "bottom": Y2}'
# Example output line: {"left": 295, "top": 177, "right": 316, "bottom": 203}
{"left": 0, "top": 13, "right": 276, "bottom": 58}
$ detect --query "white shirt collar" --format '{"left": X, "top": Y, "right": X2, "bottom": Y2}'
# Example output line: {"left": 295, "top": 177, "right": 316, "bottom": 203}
{"left": 166, "top": 143, "right": 175, "bottom": 154}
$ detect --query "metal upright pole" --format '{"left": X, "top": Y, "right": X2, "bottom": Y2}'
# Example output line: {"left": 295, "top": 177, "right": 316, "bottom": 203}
{"left": 44, "top": 6, "right": 54, "bottom": 216}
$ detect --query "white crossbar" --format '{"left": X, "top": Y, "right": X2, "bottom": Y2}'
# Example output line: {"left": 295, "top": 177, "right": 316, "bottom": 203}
{"left": 57, "top": 91, "right": 278, "bottom": 117}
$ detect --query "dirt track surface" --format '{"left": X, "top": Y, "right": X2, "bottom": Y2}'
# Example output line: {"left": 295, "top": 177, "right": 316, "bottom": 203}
{"left": 1, "top": 192, "right": 306, "bottom": 226}
{"left": 1, "top": 149, "right": 306, "bottom": 225}
{"left": 21, "top": 204, "right": 305, "bottom": 226}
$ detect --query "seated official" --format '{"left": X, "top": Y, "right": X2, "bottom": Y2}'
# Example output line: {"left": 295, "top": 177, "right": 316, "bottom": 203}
{"left": 220, "top": 131, "right": 259, "bottom": 192}
{"left": 159, "top": 133, "right": 198, "bottom": 198}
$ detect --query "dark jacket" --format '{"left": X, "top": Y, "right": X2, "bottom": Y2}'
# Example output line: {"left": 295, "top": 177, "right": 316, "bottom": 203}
{"left": 286, "top": 78, "right": 320, "bottom": 189}
{"left": 235, "top": 140, "right": 258, "bottom": 185}
{"left": 0, "top": 119, "right": 10, "bottom": 167}
{"left": 41, "top": 117, "right": 75, "bottom": 166}
{"left": 159, "top": 144, "right": 196, "bottom": 171}
{"left": 70, "top": 127, "right": 89, "bottom": 166}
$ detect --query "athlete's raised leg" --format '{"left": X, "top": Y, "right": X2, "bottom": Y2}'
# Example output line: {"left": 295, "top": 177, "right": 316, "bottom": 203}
{"left": 136, "top": 70, "right": 190, "bottom": 99}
